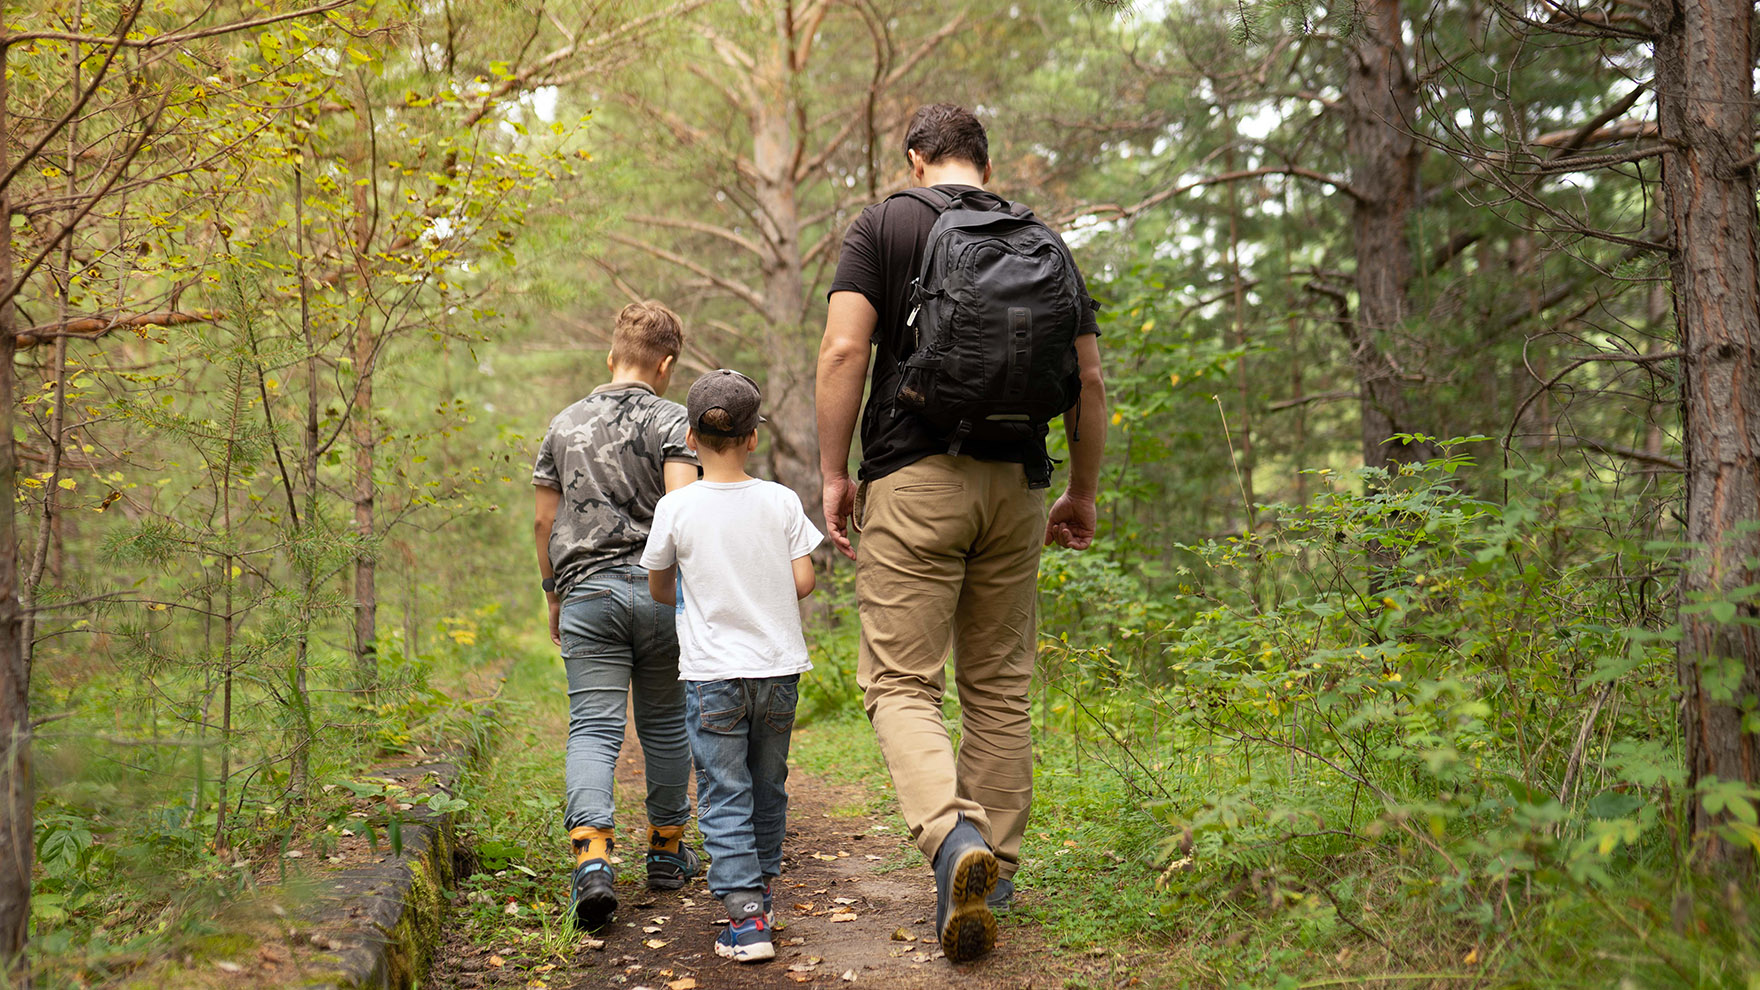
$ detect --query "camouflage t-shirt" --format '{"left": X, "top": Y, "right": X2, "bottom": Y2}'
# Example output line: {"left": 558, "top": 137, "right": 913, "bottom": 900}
{"left": 533, "top": 382, "right": 698, "bottom": 596}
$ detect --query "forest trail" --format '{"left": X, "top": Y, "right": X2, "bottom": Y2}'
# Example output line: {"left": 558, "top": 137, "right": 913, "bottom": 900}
{"left": 427, "top": 696, "right": 1149, "bottom": 990}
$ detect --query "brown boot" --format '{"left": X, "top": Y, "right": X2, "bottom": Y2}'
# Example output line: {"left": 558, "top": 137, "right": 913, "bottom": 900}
{"left": 569, "top": 826, "right": 617, "bottom": 929}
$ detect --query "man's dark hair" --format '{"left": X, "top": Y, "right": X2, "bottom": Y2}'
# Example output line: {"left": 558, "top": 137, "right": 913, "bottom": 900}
{"left": 903, "top": 104, "right": 989, "bottom": 172}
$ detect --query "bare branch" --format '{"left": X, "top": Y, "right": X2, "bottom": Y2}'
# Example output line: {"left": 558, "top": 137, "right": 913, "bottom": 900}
{"left": 624, "top": 213, "right": 765, "bottom": 259}
{"left": 16, "top": 309, "right": 222, "bottom": 348}
{"left": 1056, "top": 166, "right": 1368, "bottom": 228}
{"left": 604, "top": 231, "right": 767, "bottom": 314}
{"left": 3, "top": 0, "right": 356, "bottom": 48}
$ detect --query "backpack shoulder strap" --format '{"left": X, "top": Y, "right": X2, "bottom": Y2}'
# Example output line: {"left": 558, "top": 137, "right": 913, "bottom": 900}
{"left": 887, "top": 187, "right": 956, "bottom": 213}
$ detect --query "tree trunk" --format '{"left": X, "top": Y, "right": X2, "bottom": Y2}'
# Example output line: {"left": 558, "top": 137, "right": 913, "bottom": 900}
{"left": 0, "top": 21, "right": 33, "bottom": 977}
{"left": 1653, "top": 0, "right": 1760, "bottom": 867}
{"left": 351, "top": 186, "right": 377, "bottom": 692}
{"left": 750, "top": 36, "right": 820, "bottom": 519}
{"left": 1343, "top": 0, "right": 1431, "bottom": 473}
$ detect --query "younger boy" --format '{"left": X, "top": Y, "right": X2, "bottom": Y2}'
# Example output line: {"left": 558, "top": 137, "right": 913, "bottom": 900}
{"left": 642, "top": 370, "right": 822, "bottom": 963}
{"left": 533, "top": 301, "right": 704, "bottom": 931}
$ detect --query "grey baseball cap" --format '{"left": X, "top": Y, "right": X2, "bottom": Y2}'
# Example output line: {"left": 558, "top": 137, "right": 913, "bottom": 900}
{"left": 687, "top": 369, "right": 764, "bottom": 437}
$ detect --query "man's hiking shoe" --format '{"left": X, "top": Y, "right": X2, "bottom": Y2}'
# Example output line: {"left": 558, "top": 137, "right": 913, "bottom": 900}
{"left": 569, "top": 826, "right": 618, "bottom": 930}
{"left": 716, "top": 890, "right": 775, "bottom": 963}
{"left": 645, "top": 825, "right": 701, "bottom": 891}
{"left": 989, "top": 877, "right": 1015, "bottom": 915}
{"left": 933, "top": 817, "right": 998, "bottom": 962}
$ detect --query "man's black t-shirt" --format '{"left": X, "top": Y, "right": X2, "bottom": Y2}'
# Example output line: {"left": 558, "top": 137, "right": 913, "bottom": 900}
{"left": 827, "top": 184, "right": 1101, "bottom": 483}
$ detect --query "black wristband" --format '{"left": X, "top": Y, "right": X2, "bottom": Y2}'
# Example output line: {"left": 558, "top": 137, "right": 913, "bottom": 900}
{"left": 541, "top": 576, "right": 557, "bottom": 594}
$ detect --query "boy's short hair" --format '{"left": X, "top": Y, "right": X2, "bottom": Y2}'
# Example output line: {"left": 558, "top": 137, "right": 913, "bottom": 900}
{"left": 609, "top": 300, "right": 684, "bottom": 368}
{"left": 692, "top": 408, "right": 752, "bottom": 453}
{"left": 903, "top": 104, "right": 989, "bottom": 172}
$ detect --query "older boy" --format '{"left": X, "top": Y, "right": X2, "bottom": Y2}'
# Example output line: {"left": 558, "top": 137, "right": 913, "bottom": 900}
{"left": 533, "top": 301, "right": 704, "bottom": 931}
{"left": 643, "top": 370, "right": 822, "bottom": 963}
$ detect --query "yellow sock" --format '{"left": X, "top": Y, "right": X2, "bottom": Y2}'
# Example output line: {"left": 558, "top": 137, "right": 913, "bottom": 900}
{"left": 570, "top": 826, "right": 615, "bottom": 866}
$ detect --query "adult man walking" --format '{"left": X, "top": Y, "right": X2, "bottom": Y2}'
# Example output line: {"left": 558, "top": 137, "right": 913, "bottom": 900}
{"left": 815, "top": 104, "right": 1108, "bottom": 961}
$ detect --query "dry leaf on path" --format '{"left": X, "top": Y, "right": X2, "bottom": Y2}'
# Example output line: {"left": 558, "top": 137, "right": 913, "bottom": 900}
{"left": 644, "top": 939, "right": 669, "bottom": 949}
{"left": 667, "top": 979, "right": 697, "bottom": 990}
{"left": 833, "top": 897, "right": 857, "bottom": 905}
{"left": 840, "top": 970, "right": 858, "bottom": 982}
{"left": 787, "top": 975, "right": 813, "bottom": 984}
{"left": 788, "top": 963, "right": 818, "bottom": 973}
{"left": 890, "top": 928, "right": 916, "bottom": 942}
{"left": 829, "top": 912, "right": 857, "bottom": 923}
{"left": 581, "top": 938, "right": 606, "bottom": 950}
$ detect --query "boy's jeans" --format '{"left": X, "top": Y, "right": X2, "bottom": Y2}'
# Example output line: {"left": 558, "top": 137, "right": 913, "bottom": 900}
{"left": 561, "top": 565, "right": 691, "bottom": 832}
{"left": 686, "top": 675, "right": 799, "bottom": 898}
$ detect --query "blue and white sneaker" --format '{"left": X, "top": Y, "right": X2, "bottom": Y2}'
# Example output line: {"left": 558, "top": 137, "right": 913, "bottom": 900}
{"left": 716, "top": 890, "right": 775, "bottom": 963}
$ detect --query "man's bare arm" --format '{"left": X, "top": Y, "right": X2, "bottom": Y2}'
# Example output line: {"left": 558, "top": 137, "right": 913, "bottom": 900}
{"left": 1046, "top": 334, "right": 1107, "bottom": 550}
{"left": 816, "top": 291, "right": 877, "bottom": 560}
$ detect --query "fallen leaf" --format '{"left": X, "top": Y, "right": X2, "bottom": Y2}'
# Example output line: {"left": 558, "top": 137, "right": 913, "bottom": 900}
{"left": 214, "top": 961, "right": 242, "bottom": 973}
{"left": 794, "top": 902, "right": 815, "bottom": 912}
{"left": 536, "top": 964, "right": 556, "bottom": 973}
{"left": 787, "top": 975, "right": 813, "bottom": 984}
{"left": 788, "top": 963, "right": 818, "bottom": 973}
{"left": 643, "top": 926, "right": 663, "bottom": 934}
{"left": 837, "top": 851, "right": 850, "bottom": 858}
{"left": 644, "top": 939, "right": 669, "bottom": 949}
{"left": 829, "top": 912, "right": 857, "bottom": 923}
{"left": 890, "top": 928, "right": 916, "bottom": 942}
{"left": 489, "top": 956, "right": 506, "bottom": 968}
{"left": 666, "top": 979, "right": 697, "bottom": 990}
{"left": 1464, "top": 948, "right": 1480, "bottom": 966}
{"left": 833, "top": 897, "right": 857, "bottom": 905}
{"left": 582, "top": 938, "right": 606, "bottom": 950}
{"left": 840, "top": 970, "right": 857, "bottom": 982}
{"left": 809, "top": 957, "right": 824, "bottom": 964}
{"left": 864, "top": 855, "right": 883, "bottom": 861}
{"left": 812, "top": 853, "right": 839, "bottom": 862}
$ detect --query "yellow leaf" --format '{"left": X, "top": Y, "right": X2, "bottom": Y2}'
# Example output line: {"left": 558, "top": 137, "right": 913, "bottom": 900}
{"left": 644, "top": 939, "right": 669, "bottom": 949}
{"left": 1140, "top": 319, "right": 1155, "bottom": 333}
{"left": 1169, "top": 373, "right": 1180, "bottom": 386}
{"left": 57, "top": 478, "right": 76, "bottom": 490}
{"left": 667, "top": 980, "right": 697, "bottom": 990}
{"left": 488, "top": 955, "right": 505, "bottom": 968}
{"left": 1110, "top": 412, "right": 1123, "bottom": 426}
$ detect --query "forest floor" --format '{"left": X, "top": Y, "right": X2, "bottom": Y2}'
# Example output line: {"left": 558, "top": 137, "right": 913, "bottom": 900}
{"left": 426, "top": 651, "right": 1167, "bottom": 990}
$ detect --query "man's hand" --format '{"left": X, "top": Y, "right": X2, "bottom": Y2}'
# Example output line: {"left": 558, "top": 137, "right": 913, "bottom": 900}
{"left": 823, "top": 474, "right": 858, "bottom": 560}
{"left": 1045, "top": 490, "right": 1097, "bottom": 550}
{"left": 547, "top": 594, "right": 562, "bottom": 647}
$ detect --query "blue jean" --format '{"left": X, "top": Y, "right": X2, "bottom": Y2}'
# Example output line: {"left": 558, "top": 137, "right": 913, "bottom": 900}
{"left": 561, "top": 565, "right": 691, "bottom": 832}
{"left": 686, "top": 675, "right": 798, "bottom": 898}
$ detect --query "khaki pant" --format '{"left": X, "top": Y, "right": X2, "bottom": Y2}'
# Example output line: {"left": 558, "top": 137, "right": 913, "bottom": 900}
{"left": 854, "top": 454, "right": 1044, "bottom": 877}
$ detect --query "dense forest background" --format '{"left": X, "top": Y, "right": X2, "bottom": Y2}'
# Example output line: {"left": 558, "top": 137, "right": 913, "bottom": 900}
{"left": 2, "top": 0, "right": 1757, "bottom": 986}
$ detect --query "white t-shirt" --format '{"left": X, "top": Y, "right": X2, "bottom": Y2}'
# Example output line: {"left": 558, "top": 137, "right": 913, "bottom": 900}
{"left": 640, "top": 479, "right": 824, "bottom": 681}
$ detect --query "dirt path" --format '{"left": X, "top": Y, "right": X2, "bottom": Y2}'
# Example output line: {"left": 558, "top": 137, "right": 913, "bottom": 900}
{"left": 427, "top": 711, "right": 1128, "bottom": 990}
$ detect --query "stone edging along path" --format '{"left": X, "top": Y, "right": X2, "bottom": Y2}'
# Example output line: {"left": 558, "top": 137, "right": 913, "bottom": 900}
{"left": 297, "top": 662, "right": 512, "bottom": 990}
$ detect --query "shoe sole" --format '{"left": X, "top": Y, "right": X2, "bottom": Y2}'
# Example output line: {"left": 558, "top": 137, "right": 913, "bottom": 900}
{"left": 940, "top": 846, "right": 999, "bottom": 962}
{"left": 572, "top": 878, "right": 617, "bottom": 931}
{"left": 646, "top": 870, "right": 687, "bottom": 891}
{"left": 714, "top": 939, "right": 776, "bottom": 962}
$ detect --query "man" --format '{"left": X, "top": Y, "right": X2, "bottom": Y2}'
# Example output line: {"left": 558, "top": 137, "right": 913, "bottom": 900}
{"left": 815, "top": 104, "right": 1108, "bottom": 962}
{"left": 533, "top": 301, "right": 703, "bottom": 930}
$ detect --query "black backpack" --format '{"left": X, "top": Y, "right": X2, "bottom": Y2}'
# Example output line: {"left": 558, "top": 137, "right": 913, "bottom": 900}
{"left": 891, "top": 188, "right": 1084, "bottom": 485}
